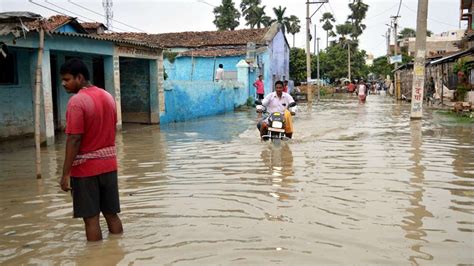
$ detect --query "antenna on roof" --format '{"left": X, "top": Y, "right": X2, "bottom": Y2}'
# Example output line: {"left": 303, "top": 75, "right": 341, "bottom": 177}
{"left": 102, "top": 0, "right": 113, "bottom": 31}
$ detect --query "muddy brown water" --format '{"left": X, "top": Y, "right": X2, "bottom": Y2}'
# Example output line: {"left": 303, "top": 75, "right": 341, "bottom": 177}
{"left": 0, "top": 94, "right": 473, "bottom": 265}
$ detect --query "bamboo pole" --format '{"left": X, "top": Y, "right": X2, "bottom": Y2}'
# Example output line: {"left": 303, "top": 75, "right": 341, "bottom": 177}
{"left": 34, "top": 22, "right": 44, "bottom": 179}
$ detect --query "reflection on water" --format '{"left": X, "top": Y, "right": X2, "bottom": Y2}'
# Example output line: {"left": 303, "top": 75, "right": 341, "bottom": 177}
{"left": 0, "top": 95, "right": 473, "bottom": 264}
{"left": 402, "top": 120, "right": 434, "bottom": 264}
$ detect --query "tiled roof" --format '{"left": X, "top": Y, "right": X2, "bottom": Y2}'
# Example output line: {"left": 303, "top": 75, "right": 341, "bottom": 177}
{"left": 151, "top": 28, "right": 268, "bottom": 48}
{"left": 80, "top": 22, "right": 107, "bottom": 30}
{"left": 103, "top": 27, "right": 270, "bottom": 48}
{"left": 24, "top": 15, "right": 87, "bottom": 33}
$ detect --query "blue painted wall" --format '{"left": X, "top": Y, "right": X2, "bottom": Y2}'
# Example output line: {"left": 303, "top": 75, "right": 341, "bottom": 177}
{"left": 56, "top": 24, "right": 80, "bottom": 33}
{"left": 0, "top": 31, "right": 116, "bottom": 138}
{"left": 160, "top": 80, "right": 247, "bottom": 124}
{"left": 0, "top": 48, "right": 34, "bottom": 138}
{"left": 164, "top": 55, "right": 242, "bottom": 81}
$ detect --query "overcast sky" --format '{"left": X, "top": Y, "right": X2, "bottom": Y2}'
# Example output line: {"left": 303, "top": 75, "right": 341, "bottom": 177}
{"left": 1, "top": 0, "right": 464, "bottom": 57}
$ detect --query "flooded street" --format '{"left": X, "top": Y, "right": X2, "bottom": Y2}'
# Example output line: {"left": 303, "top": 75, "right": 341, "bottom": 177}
{"left": 1, "top": 94, "right": 473, "bottom": 265}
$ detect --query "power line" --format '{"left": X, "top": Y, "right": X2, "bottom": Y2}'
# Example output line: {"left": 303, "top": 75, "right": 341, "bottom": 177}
{"left": 365, "top": 3, "right": 399, "bottom": 22}
{"left": 28, "top": 0, "right": 130, "bottom": 32}
{"left": 327, "top": 1, "right": 338, "bottom": 24}
{"left": 68, "top": 0, "right": 146, "bottom": 32}
{"left": 396, "top": 0, "right": 402, "bottom": 17}
{"left": 401, "top": 3, "right": 458, "bottom": 28}
{"left": 44, "top": 0, "right": 99, "bottom": 23}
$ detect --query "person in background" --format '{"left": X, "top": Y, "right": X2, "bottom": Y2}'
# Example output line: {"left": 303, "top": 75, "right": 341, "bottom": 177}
{"left": 357, "top": 80, "right": 367, "bottom": 103}
{"left": 253, "top": 74, "right": 265, "bottom": 100}
{"left": 257, "top": 80, "right": 295, "bottom": 139}
{"left": 59, "top": 58, "right": 123, "bottom": 241}
{"left": 347, "top": 80, "right": 355, "bottom": 94}
{"left": 215, "top": 64, "right": 224, "bottom": 82}
{"left": 283, "top": 80, "right": 289, "bottom": 93}
{"left": 426, "top": 76, "right": 436, "bottom": 106}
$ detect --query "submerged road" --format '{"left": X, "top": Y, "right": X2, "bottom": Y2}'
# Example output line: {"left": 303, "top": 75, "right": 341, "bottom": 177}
{"left": 0, "top": 94, "right": 473, "bottom": 264}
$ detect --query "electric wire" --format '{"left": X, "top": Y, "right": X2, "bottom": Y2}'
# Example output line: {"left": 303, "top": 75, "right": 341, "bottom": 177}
{"left": 396, "top": 0, "right": 402, "bottom": 17}
{"left": 401, "top": 3, "right": 459, "bottom": 28}
{"left": 365, "top": 3, "right": 399, "bottom": 21}
{"left": 29, "top": 0, "right": 130, "bottom": 32}
{"left": 68, "top": 0, "right": 146, "bottom": 32}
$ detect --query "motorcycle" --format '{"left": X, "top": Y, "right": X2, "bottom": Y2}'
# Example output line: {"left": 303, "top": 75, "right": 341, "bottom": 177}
{"left": 255, "top": 100, "right": 297, "bottom": 141}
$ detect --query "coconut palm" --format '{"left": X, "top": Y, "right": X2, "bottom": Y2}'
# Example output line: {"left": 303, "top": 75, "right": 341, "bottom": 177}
{"left": 320, "top": 12, "right": 335, "bottom": 49}
{"left": 287, "top": 15, "right": 301, "bottom": 47}
{"left": 271, "top": 5, "right": 290, "bottom": 33}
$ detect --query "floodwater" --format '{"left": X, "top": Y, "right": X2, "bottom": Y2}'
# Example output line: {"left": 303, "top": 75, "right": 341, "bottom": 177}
{"left": 0, "top": 94, "right": 473, "bottom": 265}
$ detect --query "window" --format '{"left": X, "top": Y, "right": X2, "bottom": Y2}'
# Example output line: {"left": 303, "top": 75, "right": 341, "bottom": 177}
{"left": 0, "top": 51, "right": 17, "bottom": 85}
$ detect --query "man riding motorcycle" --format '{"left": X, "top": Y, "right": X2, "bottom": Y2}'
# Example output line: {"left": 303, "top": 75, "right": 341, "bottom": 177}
{"left": 257, "top": 80, "right": 296, "bottom": 139}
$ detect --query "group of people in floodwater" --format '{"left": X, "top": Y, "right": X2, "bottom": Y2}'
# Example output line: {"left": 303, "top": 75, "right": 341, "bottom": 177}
{"left": 345, "top": 80, "right": 385, "bottom": 103}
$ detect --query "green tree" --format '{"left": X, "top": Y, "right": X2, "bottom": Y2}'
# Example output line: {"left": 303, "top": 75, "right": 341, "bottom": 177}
{"left": 335, "top": 22, "right": 353, "bottom": 42}
{"left": 320, "top": 12, "right": 335, "bottom": 49}
{"left": 315, "top": 43, "right": 368, "bottom": 82}
{"left": 287, "top": 15, "right": 301, "bottom": 47}
{"left": 289, "top": 47, "right": 307, "bottom": 82}
{"left": 240, "top": 0, "right": 271, "bottom": 29}
{"left": 398, "top": 27, "right": 433, "bottom": 39}
{"left": 213, "top": 0, "right": 240, "bottom": 31}
{"left": 249, "top": 6, "right": 272, "bottom": 29}
{"left": 369, "top": 56, "right": 392, "bottom": 80}
{"left": 347, "top": 0, "right": 369, "bottom": 41}
{"left": 271, "top": 5, "right": 290, "bottom": 33}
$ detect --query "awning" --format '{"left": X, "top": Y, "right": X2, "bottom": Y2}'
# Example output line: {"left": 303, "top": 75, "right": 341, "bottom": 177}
{"left": 430, "top": 48, "right": 474, "bottom": 65}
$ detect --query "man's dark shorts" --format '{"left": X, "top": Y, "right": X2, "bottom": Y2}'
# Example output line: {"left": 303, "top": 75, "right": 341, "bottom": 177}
{"left": 71, "top": 171, "right": 120, "bottom": 218}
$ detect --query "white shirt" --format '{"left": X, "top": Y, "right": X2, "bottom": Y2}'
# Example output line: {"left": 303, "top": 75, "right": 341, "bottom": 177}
{"left": 262, "top": 92, "right": 295, "bottom": 114}
{"left": 358, "top": 84, "right": 367, "bottom": 96}
{"left": 215, "top": 68, "right": 224, "bottom": 81}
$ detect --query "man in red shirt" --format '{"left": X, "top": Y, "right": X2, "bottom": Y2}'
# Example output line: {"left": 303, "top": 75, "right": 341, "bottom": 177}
{"left": 253, "top": 74, "right": 265, "bottom": 100}
{"left": 60, "top": 58, "right": 123, "bottom": 241}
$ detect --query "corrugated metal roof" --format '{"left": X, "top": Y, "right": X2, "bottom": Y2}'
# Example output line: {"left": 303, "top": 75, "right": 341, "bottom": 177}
{"left": 430, "top": 48, "right": 474, "bottom": 65}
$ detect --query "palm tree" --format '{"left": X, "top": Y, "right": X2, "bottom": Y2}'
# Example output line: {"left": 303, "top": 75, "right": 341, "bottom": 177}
{"left": 249, "top": 6, "right": 272, "bottom": 29}
{"left": 286, "top": 15, "right": 301, "bottom": 47}
{"left": 347, "top": 0, "right": 369, "bottom": 41}
{"left": 320, "top": 12, "right": 335, "bottom": 49}
{"left": 336, "top": 22, "right": 353, "bottom": 42}
{"left": 271, "top": 5, "right": 290, "bottom": 33}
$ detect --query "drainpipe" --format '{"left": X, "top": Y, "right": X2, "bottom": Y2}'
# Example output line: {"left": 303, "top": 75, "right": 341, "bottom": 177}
{"left": 34, "top": 21, "right": 45, "bottom": 179}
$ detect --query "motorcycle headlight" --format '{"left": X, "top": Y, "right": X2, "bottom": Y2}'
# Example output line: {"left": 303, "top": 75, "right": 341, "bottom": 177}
{"left": 272, "top": 121, "right": 283, "bottom": 128}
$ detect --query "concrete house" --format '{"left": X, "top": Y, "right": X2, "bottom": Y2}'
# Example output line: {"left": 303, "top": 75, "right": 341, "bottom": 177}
{"left": 156, "top": 23, "right": 290, "bottom": 95}
{"left": 0, "top": 12, "right": 164, "bottom": 144}
{"left": 105, "top": 23, "right": 290, "bottom": 123}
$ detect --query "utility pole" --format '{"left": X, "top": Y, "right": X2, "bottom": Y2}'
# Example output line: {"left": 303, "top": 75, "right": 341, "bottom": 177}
{"left": 391, "top": 15, "right": 401, "bottom": 99}
{"left": 306, "top": 0, "right": 328, "bottom": 104}
{"left": 410, "top": 0, "right": 429, "bottom": 119}
{"left": 306, "top": 1, "right": 312, "bottom": 101}
{"left": 317, "top": 37, "right": 321, "bottom": 101}
{"left": 103, "top": 0, "right": 113, "bottom": 31}
{"left": 314, "top": 24, "right": 317, "bottom": 55}
{"left": 347, "top": 41, "right": 351, "bottom": 81}
{"left": 386, "top": 28, "right": 391, "bottom": 56}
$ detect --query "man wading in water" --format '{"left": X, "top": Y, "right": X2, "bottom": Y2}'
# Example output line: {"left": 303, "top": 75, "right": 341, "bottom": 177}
{"left": 59, "top": 58, "right": 123, "bottom": 241}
